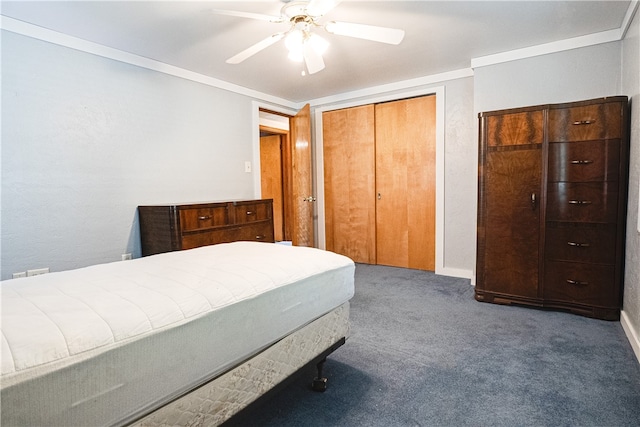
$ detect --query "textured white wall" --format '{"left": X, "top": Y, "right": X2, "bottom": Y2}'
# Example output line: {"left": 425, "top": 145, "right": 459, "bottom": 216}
{"left": 473, "top": 42, "right": 622, "bottom": 113}
{"left": 622, "top": 9, "right": 640, "bottom": 350}
{"left": 1, "top": 31, "right": 256, "bottom": 279}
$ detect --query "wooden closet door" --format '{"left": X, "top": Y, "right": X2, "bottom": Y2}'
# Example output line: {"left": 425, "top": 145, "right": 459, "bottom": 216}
{"left": 375, "top": 96, "right": 436, "bottom": 270}
{"left": 323, "top": 105, "right": 376, "bottom": 263}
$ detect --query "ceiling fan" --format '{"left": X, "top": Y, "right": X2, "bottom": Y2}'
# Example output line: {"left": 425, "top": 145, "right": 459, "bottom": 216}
{"left": 213, "top": 0, "right": 405, "bottom": 75}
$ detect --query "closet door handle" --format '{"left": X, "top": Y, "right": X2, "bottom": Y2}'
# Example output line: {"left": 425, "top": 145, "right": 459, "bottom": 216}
{"left": 378, "top": 193, "right": 382, "bottom": 200}
{"left": 531, "top": 193, "right": 537, "bottom": 210}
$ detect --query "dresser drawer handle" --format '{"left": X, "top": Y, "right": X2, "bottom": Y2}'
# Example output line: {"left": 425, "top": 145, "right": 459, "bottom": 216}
{"left": 570, "top": 160, "right": 593, "bottom": 165}
{"left": 567, "top": 241, "right": 590, "bottom": 248}
{"left": 246, "top": 211, "right": 255, "bottom": 216}
{"left": 568, "top": 200, "right": 592, "bottom": 205}
{"left": 572, "top": 120, "right": 594, "bottom": 125}
{"left": 255, "top": 235, "right": 265, "bottom": 240}
{"left": 198, "top": 215, "right": 211, "bottom": 220}
{"left": 566, "top": 279, "right": 589, "bottom": 286}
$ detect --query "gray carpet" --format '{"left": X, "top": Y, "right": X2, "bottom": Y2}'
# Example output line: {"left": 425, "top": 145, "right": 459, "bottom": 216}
{"left": 227, "top": 264, "right": 640, "bottom": 426}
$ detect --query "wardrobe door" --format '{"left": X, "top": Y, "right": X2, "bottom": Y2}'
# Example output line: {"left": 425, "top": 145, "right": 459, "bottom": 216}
{"left": 476, "top": 109, "right": 544, "bottom": 301}
{"left": 375, "top": 96, "right": 436, "bottom": 270}
{"left": 323, "top": 105, "right": 376, "bottom": 263}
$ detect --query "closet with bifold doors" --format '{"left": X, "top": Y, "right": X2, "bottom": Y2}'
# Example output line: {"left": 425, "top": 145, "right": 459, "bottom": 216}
{"left": 322, "top": 95, "right": 436, "bottom": 271}
{"left": 475, "top": 96, "right": 630, "bottom": 320}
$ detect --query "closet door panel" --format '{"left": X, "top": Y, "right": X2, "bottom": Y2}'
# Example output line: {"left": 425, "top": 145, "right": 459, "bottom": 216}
{"left": 323, "top": 105, "right": 376, "bottom": 263}
{"left": 375, "top": 96, "right": 436, "bottom": 270}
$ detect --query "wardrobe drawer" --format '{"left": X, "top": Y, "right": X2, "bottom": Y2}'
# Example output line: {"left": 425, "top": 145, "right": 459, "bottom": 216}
{"left": 232, "top": 200, "right": 272, "bottom": 224}
{"left": 544, "top": 261, "right": 616, "bottom": 307}
{"left": 548, "top": 140, "right": 620, "bottom": 182}
{"left": 179, "top": 204, "right": 229, "bottom": 232}
{"left": 549, "top": 102, "right": 623, "bottom": 142}
{"left": 545, "top": 223, "right": 616, "bottom": 264}
{"left": 546, "top": 182, "right": 618, "bottom": 223}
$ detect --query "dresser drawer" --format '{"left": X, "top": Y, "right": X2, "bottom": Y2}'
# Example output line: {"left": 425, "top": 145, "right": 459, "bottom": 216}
{"left": 234, "top": 222, "right": 274, "bottom": 242}
{"left": 181, "top": 228, "right": 237, "bottom": 250}
{"left": 179, "top": 204, "right": 229, "bottom": 232}
{"left": 544, "top": 261, "right": 616, "bottom": 307}
{"left": 548, "top": 140, "right": 620, "bottom": 182}
{"left": 549, "top": 102, "right": 623, "bottom": 142}
{"left": 546, "top": 182, "right": 618, "bottom": 223}
{"left": 232, "top": 200, "right": 272, "bottom": 224}
{"left": 545, "top": 223, "right": 616, "bottom": 264}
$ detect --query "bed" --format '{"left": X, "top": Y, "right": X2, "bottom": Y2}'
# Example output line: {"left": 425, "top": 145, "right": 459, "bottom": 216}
{"left": 1, "top": 242, "right": 355, "bottom": 426}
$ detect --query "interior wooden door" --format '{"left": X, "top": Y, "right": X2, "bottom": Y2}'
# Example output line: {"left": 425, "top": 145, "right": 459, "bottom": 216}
{"left": 323, "top": 105, "right": 376, "bottom": 263}
{"left": 290, "top": 104, "right": 314, "bottom": 247}
{"left": 375, "top": 95, "right": 436, "bottom": 270}
{"left": 260, "top": 134, "right": 284, "bottom": 241}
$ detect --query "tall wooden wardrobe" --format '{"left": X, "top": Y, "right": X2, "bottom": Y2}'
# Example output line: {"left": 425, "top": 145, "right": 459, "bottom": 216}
{"left": 475, "top": 96, "right": 630, "bottom": 320}
{"left": 323, "top": 95, "right": 436, "bottom": 271}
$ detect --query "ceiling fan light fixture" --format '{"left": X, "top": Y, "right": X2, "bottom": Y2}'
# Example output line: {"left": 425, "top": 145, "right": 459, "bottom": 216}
{"left": 308, "top": 33, "right": 329, "bottom": 56}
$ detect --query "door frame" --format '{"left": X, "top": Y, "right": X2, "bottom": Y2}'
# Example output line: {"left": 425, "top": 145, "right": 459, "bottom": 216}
{"left": 313, "top": 86, "right": 448, "bottom": 276}
{"left": 251, "top": 102, "right": 298, "bottom": 200}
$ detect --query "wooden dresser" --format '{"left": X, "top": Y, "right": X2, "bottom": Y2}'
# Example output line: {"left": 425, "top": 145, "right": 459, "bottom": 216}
{"left": 138, "top": 199, "right": 275, "bottom": 256}
{"left": 476, "top": 97, "right": 630, "bottom": 320}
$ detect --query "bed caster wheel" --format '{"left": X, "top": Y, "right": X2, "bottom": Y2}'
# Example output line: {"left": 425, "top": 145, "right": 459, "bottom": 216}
{"left": 312, "top": 377, "right": 327, "bottom": 392}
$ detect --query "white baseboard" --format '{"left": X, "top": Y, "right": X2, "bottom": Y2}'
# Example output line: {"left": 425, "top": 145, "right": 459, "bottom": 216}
{"left": 621, "top": 310, "right": 640, "bottom": 365}
{"left": 437, "top": 266, "right": 473, "bottom": 280}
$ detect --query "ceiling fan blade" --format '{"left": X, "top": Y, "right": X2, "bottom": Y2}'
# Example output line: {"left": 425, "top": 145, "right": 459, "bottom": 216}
{"left": 303, "top": 43, "right": 325, "bottom": 75}
{"left": 211, "top": 9, "right": 283, "bottom": 23}
{"left": 226, "top": 33, "right": 285, "bottom": 64}
{"left": 306, "top": 0, "right": 342, "bottom": 17}
{"left": 324, "top": 21, "right": 405, "bottom": 45}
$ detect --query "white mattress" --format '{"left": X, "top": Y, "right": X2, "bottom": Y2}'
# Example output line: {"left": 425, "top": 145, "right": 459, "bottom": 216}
{"left": 1, "top": 242, "right": 355, "bottom": 426}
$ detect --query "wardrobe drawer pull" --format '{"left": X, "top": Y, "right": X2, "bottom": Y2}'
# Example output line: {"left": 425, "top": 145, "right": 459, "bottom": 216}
{"left": 198, "top": 215, "right": 211, "bottom": 220}
{"left": 246, "top": 211, "right": 255, "bottom": 215}
{"left": 566, "top": 279, "right": 589, "bottom": 286}
{"left": 570, "top": 160, "right": 594, "bottom": 165}
{"left": 567, "top": 241, "right": 590, "bottom": 248}
{"left": 568, "top": 200, "right": 592, "bottom": 205}
{"left": 255, "top": 235, "right": 265, "bottom": 240}
{"left": 572, "top": 120, "right": 594, "bottom": 125}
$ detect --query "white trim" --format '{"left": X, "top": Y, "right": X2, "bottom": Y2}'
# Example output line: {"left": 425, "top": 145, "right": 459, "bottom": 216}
{"left": 309, "top": 69, "right": 473, "bottom": 108}
{"left": 621, "top": 1, "right": 640, "bottom": 39}
{"left": 471, "top": 29, "right": 622, "bottom": 69}
{"left": 313, "top": 86, "right": 456, "bottom": 277}
{"left": 0, "top": 16, "right": 299, "bottom": 110}
{"left": 621, "top": 310, "right": 640, "bottom": 365}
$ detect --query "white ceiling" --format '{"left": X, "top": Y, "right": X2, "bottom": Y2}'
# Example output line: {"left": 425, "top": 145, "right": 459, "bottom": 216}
{"left": 1, "top": 1, "right": 635, "bottom": 103}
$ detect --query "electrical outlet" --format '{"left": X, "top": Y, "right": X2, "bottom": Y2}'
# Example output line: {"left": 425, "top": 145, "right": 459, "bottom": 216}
{"left": 12, "top": 272, "right": 27, "bottom": 279}
{"left": 27, "top": 267, "right": 50, "bottom": 277}
{"left": 121, "top": 253, "right": 132, "bottom": 261}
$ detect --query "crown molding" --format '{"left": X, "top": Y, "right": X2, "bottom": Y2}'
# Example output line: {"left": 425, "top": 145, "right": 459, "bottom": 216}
{"left": 0, "top": 15, "right": 299, "bottom": 110}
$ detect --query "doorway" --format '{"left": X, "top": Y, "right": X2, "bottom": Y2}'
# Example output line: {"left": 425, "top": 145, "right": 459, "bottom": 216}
{"left": 258, "top": 105, "right": 314, "bottom": 247}
{"left": 259, "top": 110, "right": 291, "bottom": 242}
